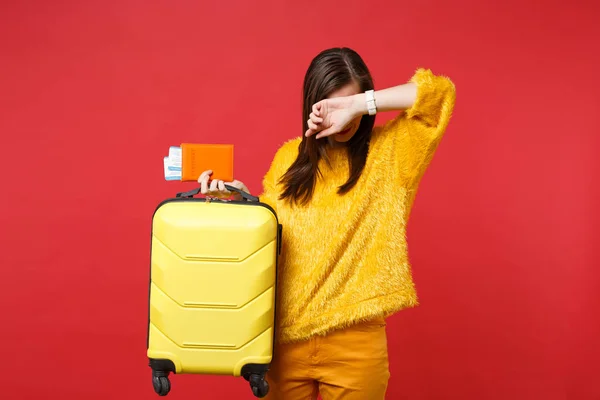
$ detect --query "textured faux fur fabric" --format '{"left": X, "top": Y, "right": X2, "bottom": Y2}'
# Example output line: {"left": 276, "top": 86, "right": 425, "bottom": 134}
{"left": 259, "top": 68, "right": 456, "bottom": 344}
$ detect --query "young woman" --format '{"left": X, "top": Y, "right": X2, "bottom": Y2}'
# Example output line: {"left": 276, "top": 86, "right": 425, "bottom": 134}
{"left": 198, "top": 47, "right": 456, "bottom": 400}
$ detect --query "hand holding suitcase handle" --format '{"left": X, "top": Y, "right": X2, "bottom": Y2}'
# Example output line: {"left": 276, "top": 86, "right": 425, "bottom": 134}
{"left": 176, "top": 184, "right": 259, "bottom": 202}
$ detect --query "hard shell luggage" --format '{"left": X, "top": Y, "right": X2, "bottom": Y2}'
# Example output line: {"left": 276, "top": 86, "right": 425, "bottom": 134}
{"left": 146, "top": 185, "right": 282, "bottom": 398}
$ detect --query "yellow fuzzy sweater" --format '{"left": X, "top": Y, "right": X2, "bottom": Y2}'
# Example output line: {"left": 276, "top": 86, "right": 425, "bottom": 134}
{"left": 259, "top": 68, "right": 456, "bottom": 344}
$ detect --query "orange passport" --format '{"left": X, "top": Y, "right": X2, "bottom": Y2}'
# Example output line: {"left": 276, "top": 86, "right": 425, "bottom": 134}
{"left": 180, "top": 143, "right": 234, "bottom": 182}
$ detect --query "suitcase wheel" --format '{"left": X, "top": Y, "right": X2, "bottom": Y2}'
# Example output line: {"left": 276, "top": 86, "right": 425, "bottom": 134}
{"left": 152, "top": 375, "right": 171, "bottom": 396}
{"left": 249, "top": 374, "right": 269, "bottom": 398}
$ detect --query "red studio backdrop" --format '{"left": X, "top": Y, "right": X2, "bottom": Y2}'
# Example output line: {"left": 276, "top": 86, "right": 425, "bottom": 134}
{"left": 1, "top": 1, "right": 598, "bottom": 399}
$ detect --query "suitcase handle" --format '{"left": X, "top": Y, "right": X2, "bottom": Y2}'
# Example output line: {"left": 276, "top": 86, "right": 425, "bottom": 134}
{"left": 176, "top": 184, "right": 259, "bottom": 202}
{"left": 225, "top": 184, "right": 259, "bottom": 202}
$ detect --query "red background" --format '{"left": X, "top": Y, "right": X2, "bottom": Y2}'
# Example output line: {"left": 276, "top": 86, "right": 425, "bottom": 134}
{"left": 1, "top": 1, "right": 598, "bottom": 399}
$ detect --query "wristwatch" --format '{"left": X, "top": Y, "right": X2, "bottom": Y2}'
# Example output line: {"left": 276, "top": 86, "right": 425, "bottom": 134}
{"left": 365, "top": 90, "right": 377, "bottom": 116}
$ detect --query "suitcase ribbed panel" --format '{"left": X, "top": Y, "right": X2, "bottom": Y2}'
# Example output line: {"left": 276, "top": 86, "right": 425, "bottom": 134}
{"left": 150, "top": 237, "right": 276, "bottom": 308}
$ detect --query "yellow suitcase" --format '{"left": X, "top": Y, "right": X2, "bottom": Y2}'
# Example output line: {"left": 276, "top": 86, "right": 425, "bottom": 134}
{"left": 147, "top": 185, "right": 281, "bottom": 398}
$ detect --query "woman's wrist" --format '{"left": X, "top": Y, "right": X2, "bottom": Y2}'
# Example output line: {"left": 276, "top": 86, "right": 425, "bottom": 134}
{"left": 349, "top": 83, "right": 419, "bottom": 118}
{"left": 350, "top": 93, "right": 369, "bottom": 117}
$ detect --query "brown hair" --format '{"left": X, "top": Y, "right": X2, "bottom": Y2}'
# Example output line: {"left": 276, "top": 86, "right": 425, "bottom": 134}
{"left": 279, "top": 47, "right": 376, "bottom": 205}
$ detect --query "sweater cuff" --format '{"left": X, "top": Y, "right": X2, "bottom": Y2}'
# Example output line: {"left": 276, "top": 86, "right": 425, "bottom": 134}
{"left": 405, "top": 68, "right": 456, "bottom": 128}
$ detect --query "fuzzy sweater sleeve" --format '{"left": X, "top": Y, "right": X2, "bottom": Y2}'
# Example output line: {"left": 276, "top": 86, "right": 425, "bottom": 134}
{"left": 377, "top": 68, "right": 456, "bottom": 179}
{"left": 371, "top": 68, "right": 455, "bottom": 215}
{"left": 406, "top": 68, "right": 456, "bottom": 134}
{"left": 404, "top": 68, "right": 456, "bottom": 185}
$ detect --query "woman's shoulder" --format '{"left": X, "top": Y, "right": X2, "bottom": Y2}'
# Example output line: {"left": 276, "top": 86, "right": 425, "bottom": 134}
{"left": 277, "top": 137, "right": 302, "bottom": 154}
{"left": 268, "top": 136, "right": 302, "bottom": 171}
{"left": 275, "top": 136, "right": 301, "bottom": 158}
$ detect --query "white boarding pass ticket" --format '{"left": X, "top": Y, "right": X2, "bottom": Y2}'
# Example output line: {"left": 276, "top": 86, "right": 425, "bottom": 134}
{"left": 168, "top": 146, "right": 182, "bottom": 165}
{"left": 163, "top": 146, "right": 183, "bottom": 181}
{"left": 164, "top": 156, "right": 181, "bottom": 180}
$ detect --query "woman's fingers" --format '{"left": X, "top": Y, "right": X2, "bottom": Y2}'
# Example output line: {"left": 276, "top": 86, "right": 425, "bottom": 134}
{"left": 312, "top": 101, "right": 324, "bottom": 117}
{"left": 306, "top": 101, "right": 329, "bottom": 137}
{"left": 309, "top": 112, "right": 323, "bottom": 124}
{"left": 228, "top": 180, "right": 249, "bottom": 192}
{"left": 315, "top": 126, "right": 337, "bottom": 139}
{"left": 198, "top": 170, "right": 212, "bottom": 194}
{"left": 199, "top": 174, "right": 250, "bottom": 198}
{"left": 306, "top": 127, "right": 317, "bottom": 137}
{"left": 307, "top": 119, "right": 319, "bottom": 132}
{"left": 224, "top": 180, "right": 251, "bottom": 200}
{"left": 198, "top": 170, "right": 212, "bottom": 182}
{"left": 198, "top": 170, "right": 231, "bottom": 197}
{"left": 198, "top": 170, "right": 212, "bottom": 186}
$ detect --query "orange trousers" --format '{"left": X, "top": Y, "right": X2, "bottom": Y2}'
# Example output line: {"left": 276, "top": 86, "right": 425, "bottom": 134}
{"left": 265, "top": 318, "right": 390, "bottom": 400}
